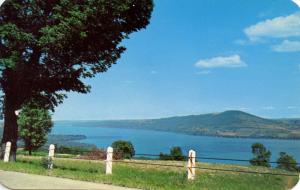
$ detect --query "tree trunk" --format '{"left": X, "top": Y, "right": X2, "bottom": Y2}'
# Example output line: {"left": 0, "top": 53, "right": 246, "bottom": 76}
{"left": 1, "top": 97, "right": 18, "bottom": 162}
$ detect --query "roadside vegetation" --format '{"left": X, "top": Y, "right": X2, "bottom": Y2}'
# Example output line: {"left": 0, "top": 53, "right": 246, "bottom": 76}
{"left": 159, "top": 146, "right": 186, "bottom": 161}
{"left": 249, "top": 143, "right": 300, "bottom": 172}
{"left": 0, "top": 155, "right": 297, "bottom": 190}
{"left": 5, "top": 132, "right": 300, "bottom": 190}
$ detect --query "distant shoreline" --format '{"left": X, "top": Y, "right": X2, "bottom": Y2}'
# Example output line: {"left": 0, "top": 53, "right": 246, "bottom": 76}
{"left": 53, "top": 111, "right": 300, "bottom": 140}
{"left": 54, "top": 124, "right": 300, "bottom": 141}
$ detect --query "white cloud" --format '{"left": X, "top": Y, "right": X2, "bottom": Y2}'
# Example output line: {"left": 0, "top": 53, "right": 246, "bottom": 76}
{"left": 272, "top": 40, "right": 300, "bottom": 52}
{"left": 244, "top": 12, "right": 300, "bottom": 41}
{"left": 195, "top": 55, "right": 247, "bottom": 68}
{"left": 292, "top": 0, "right": 300, "bottom": 8}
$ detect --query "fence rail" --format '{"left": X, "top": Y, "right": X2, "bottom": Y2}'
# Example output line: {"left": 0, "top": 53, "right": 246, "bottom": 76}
{"left": 135, "top": 153, "right": 300, "bottom": 165}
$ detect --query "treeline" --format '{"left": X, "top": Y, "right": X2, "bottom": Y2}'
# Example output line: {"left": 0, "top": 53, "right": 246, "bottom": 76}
{"left": 249, "top": 143, "right": 299, "bottom": 172}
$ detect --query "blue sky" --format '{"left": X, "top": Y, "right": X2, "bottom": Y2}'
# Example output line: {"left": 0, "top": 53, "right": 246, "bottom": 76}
{"left": 54, "top": 0, "right": 300, "bottom": 120}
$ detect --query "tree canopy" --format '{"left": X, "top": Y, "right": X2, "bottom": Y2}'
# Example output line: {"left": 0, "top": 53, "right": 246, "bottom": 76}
{"left": 159, "top": 146, "right": 185, "bottom": 161}
{"left": 276, "top": 152, "right": 299, "bottom": 172}
{"left": 0, "top": 0, "right": 153, "bottom": 109}
{"left": 249, "top": 143, "right": 271, "bottom": 167}
{"left": 112, "top": 140, "right": 135, "bottom": 159}
{"left": 0, "top": 0, "right": 153, "bottom": 160}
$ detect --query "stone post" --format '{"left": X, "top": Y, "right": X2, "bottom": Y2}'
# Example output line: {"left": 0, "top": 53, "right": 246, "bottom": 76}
{"left": 48, "top": 144, "right": 55, "bottom": 169}
{"left": 106, "top": 146, "right": 113, "bottom": 174}
{"left": 3, "top": 141, "right": 11, "bottom": 162}
{"left": 187, "top": 149, "right": 196, "bottom": 180}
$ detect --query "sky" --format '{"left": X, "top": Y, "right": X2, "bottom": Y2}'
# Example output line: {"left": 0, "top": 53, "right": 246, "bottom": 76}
{"left": 4, "top": 0, "right": 300, "bottom": 120}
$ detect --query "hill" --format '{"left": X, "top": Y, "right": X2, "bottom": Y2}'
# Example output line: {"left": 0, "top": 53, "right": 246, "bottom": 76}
{"left": 58, "top": 110, "right": 300, "bottom": 139}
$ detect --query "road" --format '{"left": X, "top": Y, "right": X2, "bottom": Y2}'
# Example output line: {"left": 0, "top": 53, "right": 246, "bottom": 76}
{"left": 0, "top": 170, "right": 140, "bottom": 190}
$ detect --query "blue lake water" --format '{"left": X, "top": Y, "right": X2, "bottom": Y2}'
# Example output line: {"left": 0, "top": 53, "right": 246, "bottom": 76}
{"left": 52, "top": 122, "right": 300, "bottom": 165}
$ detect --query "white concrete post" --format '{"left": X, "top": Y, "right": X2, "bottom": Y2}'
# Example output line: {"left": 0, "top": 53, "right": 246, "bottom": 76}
{"left": 48, "top": 144, "right": 55, "bottom": 157}
{"left": 48, "top": 144, "right": 55, "bottom": 169}
{"left": 187, "top": 149, "right": 196, "bottom": 180}
{"left": 3, "top": 141, "right": 11, "bottom": 162}
{"left": 106, "top": 146, "right": 113, "bottom": 175}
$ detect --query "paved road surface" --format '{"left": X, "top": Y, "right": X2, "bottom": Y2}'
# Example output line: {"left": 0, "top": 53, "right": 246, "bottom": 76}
{"left": 0, "top": 170, "right": 140, "bottom": 190}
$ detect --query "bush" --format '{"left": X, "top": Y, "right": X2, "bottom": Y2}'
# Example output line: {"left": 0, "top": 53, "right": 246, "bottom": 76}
{"left": 277, "top": 152, "right": 299, "bottom": 172}
{"left": 170, "top": 147, "right": 185, "bottom": 161}
{"left": 159, "top": 153, "right": 172, "bottom": 160}
{"left": 41, "top": 157, "right": 54, "bottom": 169}
{"left": 249, "top": 143, "right": 271, "bottom": 167}
{"left": 112, "top": 140, "right": 135, "bottom": 159}
{"left": 77, "top": 148, "right": 123, "bottom": 160}
{"left": 159, "top": 146, "right": 186, "bottom": 161}
{"left": 56, "top": 145, "right": 91, "bottom": 155}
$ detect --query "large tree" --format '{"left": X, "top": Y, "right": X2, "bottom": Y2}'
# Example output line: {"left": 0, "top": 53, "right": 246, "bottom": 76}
{"left": 0, "top": 0, "right": 153, "bottom": 161}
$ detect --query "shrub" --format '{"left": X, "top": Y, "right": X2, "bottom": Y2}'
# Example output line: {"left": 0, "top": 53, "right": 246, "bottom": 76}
{"left": 159, "top": 146, "right": 186, "bottom": 161}
{"left": 41, "top": 157, "right": 54, "bottom": 169}
{"left": 170, "top": 146, "right": 185, "bottom": 161}
{"left": 249, "top": 143, "right": 271, "bottom": 167}
{"left": 277, "top": 152, "right": 299, "bottom": 172}
{"left": 77, "top": 148, "right": 123, "bottom": 160}
{"left": 159, "top": 153, "right": 172, "bottom": 160}
{"left": 56, "top": 145, "right": 91, "bottom": 155}
{"left": 112, "top": 140, "right": 135, "bottom": 159}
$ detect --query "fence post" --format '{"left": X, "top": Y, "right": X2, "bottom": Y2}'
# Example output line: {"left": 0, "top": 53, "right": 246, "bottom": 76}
{"left": 187, "top": 149, "right": 196, "bottom": 180}
{"left": 106, "top": 146, "right": 113, "bottom": 175}
{"left": 3, "top": 141, "right": 11, "bottom": 162}
{"left": 48, "top": 144, "right": 55, "bottom": 169}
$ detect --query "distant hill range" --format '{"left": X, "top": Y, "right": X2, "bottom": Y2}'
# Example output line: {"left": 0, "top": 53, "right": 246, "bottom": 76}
{"left": 1, "top": 110, "right": 300, "bottom": 140}
{"left": 56, "top": 110, "right": 300, "bottom": 139}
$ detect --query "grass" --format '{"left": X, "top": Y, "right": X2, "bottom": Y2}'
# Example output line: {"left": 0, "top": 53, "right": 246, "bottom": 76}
{"left": 17, "top": 150, "right": 76, "bottom": 158}
{"left": 0, "top": 155, "right": 298, "bottom": 190}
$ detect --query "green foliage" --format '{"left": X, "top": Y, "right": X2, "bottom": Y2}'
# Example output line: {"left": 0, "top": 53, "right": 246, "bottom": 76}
{"left": 0, "top": 0, "right": 154, "bottom": 110}
{"left": 159, "top": 146, "right": 186, "bottom": 161}
{"left": 41, "top": 156, "right": 54, "bottom": 169}
{"left": 18, "top": 102, "right": 53, "bottom": 155}
{"left": 250, "top": 143, "right": 271, "bottom": 167}
{"left": 277, "top": 152, "right": 299, "bottom": 172}
{"left": 56, "top": 145, "right": 91, "bottom": 155}
{"left": 112, "top": 140, "right": 135, "bottom": 159}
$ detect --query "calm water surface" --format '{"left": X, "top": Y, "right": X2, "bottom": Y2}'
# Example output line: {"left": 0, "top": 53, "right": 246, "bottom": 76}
{"left": 52, "top": 121, "right": 300, "bottom": 165}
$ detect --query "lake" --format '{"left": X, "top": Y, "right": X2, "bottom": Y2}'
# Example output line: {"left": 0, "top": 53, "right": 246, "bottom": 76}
{"left": 52, "top": 121, "right": 300, "bottom": 165}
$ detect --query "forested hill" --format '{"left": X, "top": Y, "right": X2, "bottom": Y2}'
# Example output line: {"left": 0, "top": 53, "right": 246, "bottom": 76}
{"left": 57, "top": 110, "right": 300, "bottom": 139}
